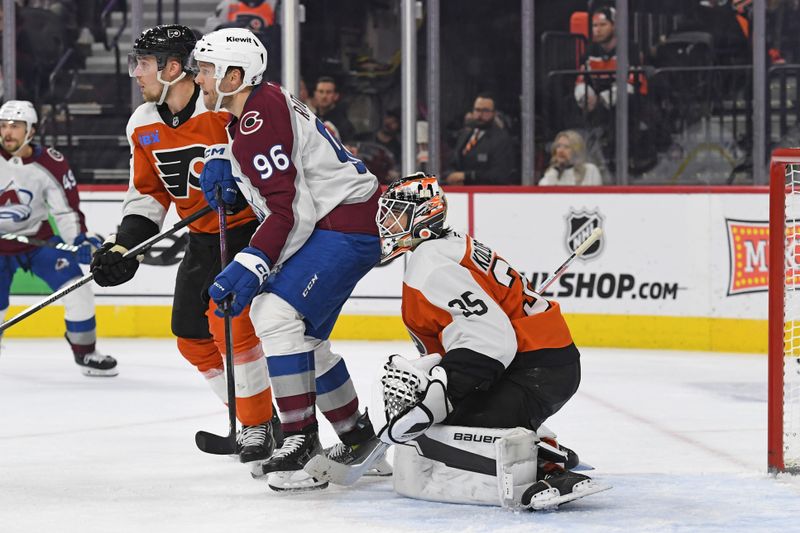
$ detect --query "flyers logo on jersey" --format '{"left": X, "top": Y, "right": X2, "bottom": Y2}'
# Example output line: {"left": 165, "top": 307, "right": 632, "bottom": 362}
{"left": 153, "top": 145, "right": 206, "bottom": 198}
{"left": 725, "top": 219, "right": 770, "bottom": 296}
{"left": 239, "top": 110, "right": 263, "bottom": 135}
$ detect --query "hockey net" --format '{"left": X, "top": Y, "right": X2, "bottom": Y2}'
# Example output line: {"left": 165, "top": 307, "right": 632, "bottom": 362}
{"left": 769, "top": 148, "right": 800, "bottom": 474}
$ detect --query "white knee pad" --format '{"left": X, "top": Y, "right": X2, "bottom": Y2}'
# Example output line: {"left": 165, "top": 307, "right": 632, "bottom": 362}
{"left": 61, "top": 278, "right": 95, "bottom": 322}
{"left": 250, "top": 292, "right": 317, "bottom": 355}
{"left": 393, "top": 425, "right": 539, "bottom": 508}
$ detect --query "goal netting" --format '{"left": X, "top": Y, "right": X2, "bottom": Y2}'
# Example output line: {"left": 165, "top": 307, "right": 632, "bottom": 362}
{"left": 769, "top": 149, "right": 800, "bottom": 474}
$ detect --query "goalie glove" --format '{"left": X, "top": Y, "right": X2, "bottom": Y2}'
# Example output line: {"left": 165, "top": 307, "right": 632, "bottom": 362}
{"left": 378, "top": 354, "right": 452, "bottom": 445}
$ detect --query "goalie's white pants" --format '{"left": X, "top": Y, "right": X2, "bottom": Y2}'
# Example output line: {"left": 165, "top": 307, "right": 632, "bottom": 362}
{"left": 393, "top": 425, "right": 539, "bottom": 508}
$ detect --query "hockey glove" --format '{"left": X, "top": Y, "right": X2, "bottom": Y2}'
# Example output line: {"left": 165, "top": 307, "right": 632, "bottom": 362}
{"left": 200, "top": 144, "right": 243, "bottom": 213}
{"left": 73, "top": 232, "right": 103, "bottom": 265}
{"left": 90, "top": 240, "right": 142, "bottom": 286}
{"left": 378, "top": 355, "right": 452, "bottom": 445}
{"left": 208, "top": 246, "right": 271, "bottom": 317}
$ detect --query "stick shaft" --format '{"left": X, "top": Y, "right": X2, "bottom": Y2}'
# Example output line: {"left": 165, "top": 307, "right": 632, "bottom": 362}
{"left": 536, "top": 227, "right": 603, "bottom": 294}
{"left": 0, "top": 232, "right": 79, "bottom": 252}
{"left": 0, "top": 206, "right": 212, "bottom": 334}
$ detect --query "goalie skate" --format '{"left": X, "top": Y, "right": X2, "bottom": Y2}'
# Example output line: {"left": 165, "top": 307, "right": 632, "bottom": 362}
{"left": 75, "top": 351, "right": 118, "bottom": 377}
{"left": 520, "top": 470, "right": 610, "bottom": 511}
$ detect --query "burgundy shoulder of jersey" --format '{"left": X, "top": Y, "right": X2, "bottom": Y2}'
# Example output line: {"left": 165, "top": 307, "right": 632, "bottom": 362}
{"left": 34, "top": 146, "right": 74, "bottom": 183}
{"left": 233, "top": 83, "right": 295, "bottom": 157}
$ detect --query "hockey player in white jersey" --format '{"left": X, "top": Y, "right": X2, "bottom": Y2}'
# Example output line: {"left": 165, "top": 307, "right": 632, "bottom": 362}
{"left": 0, "top": 100, "right": 117, "bottom": 376}
{"left": 193, "top": 28, "right": 388, "bottom": 491}
{"left": 312, "top": 174, "right": 608, "bottom": 510}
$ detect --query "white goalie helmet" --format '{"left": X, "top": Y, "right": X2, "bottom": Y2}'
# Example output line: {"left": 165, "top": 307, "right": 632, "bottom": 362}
{"left": 376, "top": 173, "right": 448, "bottom": 264}
{"left": 191, "top": 28, "right": 267, "bottom": 111}
{"left": 0, "top": 100, "right": 38, "bottom": 150}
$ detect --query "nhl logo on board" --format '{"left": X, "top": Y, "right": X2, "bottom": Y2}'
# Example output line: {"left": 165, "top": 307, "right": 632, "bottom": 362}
{"left": 566, "top": 209, "right": 604, "bottom": 260}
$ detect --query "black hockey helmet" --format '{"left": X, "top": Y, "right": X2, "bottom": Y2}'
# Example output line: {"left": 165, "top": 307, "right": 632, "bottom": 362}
{"left": 132, "top": 24, "right": 197, "bottom": 73}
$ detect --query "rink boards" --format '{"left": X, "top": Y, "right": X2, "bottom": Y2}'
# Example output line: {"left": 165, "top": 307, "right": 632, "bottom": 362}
{"left": 5, "top": 186, "right": 770, "bottom": 353}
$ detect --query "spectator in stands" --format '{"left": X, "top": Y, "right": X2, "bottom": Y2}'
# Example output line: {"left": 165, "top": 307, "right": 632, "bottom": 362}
{"left": 314, "top": 76, "right": 356, "bottom": 143}
{"left": 204, "top": 0, "right": 276, "bottom": 33}
{"left": 573, "top": 5, "right": 647, "bottom": 114}
{"left": 370, "top": 108, "right": 401, "bottom": 165}
{"left": 444, "top": 93, "right": 514, "bottom": 186}
{"left": 539, "top": 130, "right": 602, "bottom": 186}
{"left": 299, "top": 78, "right": 316, "bottom": 113}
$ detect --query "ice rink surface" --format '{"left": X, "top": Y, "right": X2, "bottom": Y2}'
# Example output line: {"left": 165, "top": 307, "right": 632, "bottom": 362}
{"left": 1, "top": 338, "right": 798, "bottom": 533}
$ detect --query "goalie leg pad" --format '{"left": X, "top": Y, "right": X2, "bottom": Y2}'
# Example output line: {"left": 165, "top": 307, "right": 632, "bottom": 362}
{"left": 393, "top": 425, "right": 538, "bottom": 507}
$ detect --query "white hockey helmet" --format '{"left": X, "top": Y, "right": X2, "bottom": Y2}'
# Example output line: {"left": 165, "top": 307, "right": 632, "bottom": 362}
{"left": 376, "top": 173, "right": 448, "bottom": 264}
{"left": 191, "top": 28, "right": 267, "bottom": 111}
{"left": 0, "top": 100, "right": 38, "bottom": 151}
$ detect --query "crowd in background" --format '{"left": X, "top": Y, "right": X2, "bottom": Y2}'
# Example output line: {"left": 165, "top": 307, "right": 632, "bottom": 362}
{"left": 3, "top": 0, "right": 800, "bottom": 186}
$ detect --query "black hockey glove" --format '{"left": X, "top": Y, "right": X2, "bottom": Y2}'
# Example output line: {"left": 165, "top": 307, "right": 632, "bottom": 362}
{"left": 90, "top": 241, "right": 141, "bottom": 286}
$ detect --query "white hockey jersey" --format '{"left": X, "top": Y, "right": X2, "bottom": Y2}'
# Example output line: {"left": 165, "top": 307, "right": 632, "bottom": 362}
{"left": 0, "top": 146, "right": 85, "bottom": 255}
{"left": 228, "top": 82, "right": 380, "bottom": 268}
{"left": 402, "top": 231, "right": 577, "bottom": 370}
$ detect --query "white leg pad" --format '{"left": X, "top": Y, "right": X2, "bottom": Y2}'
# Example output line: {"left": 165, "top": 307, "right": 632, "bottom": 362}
{"left": 496, "top": 430, "right": 539, "bottom": 509}
{"left": 393, "top": 425, "right": 538, "bottom": 507}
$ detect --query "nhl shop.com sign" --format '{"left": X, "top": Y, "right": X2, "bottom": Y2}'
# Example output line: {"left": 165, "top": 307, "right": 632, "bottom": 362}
{"left": 725, "top": 219, "right": 776, "bottom": 296}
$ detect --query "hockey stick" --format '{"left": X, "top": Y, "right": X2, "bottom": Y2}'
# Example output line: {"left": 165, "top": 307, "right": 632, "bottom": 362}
{"left": 0, "top": 205, "right": 213, "bottom": 334}
{"left": 195, "top": 192, "right": 239, "bottom": 456}
{"left": 0, "top": 232, "right": 80, "bottom": 252}
{"left": 304, "top": 227, "right": 605, "bottom": 486}
{"left": 535, "top": 227, "right": 603, "bottom": 294}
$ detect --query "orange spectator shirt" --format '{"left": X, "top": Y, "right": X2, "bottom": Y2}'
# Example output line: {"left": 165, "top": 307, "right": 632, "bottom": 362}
{"left": 123, "top": 85, "right": 255, "bottom": 234}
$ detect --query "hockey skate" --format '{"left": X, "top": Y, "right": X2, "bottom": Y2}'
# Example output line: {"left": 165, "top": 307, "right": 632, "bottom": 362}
{"left": 303, "top": 410, "right": 392, "bottom": 485}
{"left": 236, "top": 410, "right": 283, "bottom": 463}
{"left": 74, "top": 351, "right": 118, "bottom": 377}
{"left": 257, "top": 427, "right": 328, "bottom": 491}
{"left": 520, "top": 468, "right": 610, "bottom": 511}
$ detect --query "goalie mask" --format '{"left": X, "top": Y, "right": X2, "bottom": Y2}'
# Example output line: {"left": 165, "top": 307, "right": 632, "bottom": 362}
{"left": 129, "top": 24, "right": 197, "bottom": 105}
{"left": 376, "top": 173, "right": 447, "bottom": 264}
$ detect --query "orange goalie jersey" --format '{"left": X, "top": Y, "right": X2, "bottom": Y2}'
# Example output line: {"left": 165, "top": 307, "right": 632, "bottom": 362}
{"left": 123, "top": 85, "right": 255, "bottom": 233}
{"left": 402, "top": 231, "right": 578, "bottom": 370}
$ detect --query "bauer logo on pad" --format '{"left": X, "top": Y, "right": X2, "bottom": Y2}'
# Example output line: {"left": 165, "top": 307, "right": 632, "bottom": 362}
{"left": 725, "top": 219, "right": 771, "bottom": 296}
{"left": 566, "top": 210, "right": 604, "bottom": 261}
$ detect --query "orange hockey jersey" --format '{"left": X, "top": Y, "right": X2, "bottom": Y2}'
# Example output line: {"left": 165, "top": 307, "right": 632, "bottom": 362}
{"left": 123, "top": 85, "right": 255, "bottom": 233}
{"left": 402, "top": 231, "right": 577, "bottom": 370}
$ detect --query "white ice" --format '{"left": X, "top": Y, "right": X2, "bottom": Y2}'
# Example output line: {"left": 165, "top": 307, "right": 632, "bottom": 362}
{"left": 1, "top": 339, "right": 798, "bottom": 533}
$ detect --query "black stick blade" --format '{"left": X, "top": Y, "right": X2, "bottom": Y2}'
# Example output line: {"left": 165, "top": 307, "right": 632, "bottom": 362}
{"left": 195, "top": 430, "right": 237, "bottom": 455}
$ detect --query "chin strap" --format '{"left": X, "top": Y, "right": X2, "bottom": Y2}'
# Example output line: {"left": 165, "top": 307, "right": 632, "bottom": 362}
{"left": 156, "top": 70, "right": 188, "bottom": 105}
{"left": 212, "top": 77, "right": 249, "bottom": 112}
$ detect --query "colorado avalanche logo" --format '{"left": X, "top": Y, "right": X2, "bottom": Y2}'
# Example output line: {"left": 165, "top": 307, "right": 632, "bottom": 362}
{"left": 0, "top": 182, "right": 34, "bottom": 222}
{"left": 239, "top": 110, "right": 263, "bottom": 135}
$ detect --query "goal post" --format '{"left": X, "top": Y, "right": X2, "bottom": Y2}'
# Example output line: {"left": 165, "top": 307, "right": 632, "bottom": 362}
{"left": 769, "top": 148, "right": 800, "bottom": 474}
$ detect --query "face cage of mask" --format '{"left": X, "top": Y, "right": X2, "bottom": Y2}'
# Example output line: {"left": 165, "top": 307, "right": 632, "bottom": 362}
{"left": 376, "top": 197, "right": 416, "bottom": 239}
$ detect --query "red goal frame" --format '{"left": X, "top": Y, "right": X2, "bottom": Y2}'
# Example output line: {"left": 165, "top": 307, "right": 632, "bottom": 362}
{"left": 769, "top": 148, "right": 800, "bottom": 473}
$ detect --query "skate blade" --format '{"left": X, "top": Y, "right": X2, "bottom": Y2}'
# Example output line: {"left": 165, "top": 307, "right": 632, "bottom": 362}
{"left": 303, "top": 441, "right": 389, "bottom": 486}
{"left": 80, "top": 367, "right": 119, "bottom": 377}
{"left": 529, "top": 480, "right": 611, "bottom": 511}
{"left": 267, "top": 469, "right": 328, "bottom": 492}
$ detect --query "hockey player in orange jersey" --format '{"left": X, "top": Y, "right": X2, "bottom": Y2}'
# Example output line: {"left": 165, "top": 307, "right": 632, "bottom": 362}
{"left": 89, "top": 25, "right": 279, "bottom": 465}
{"left": 368, "top": 174, "right": 608, "bottom": 510}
